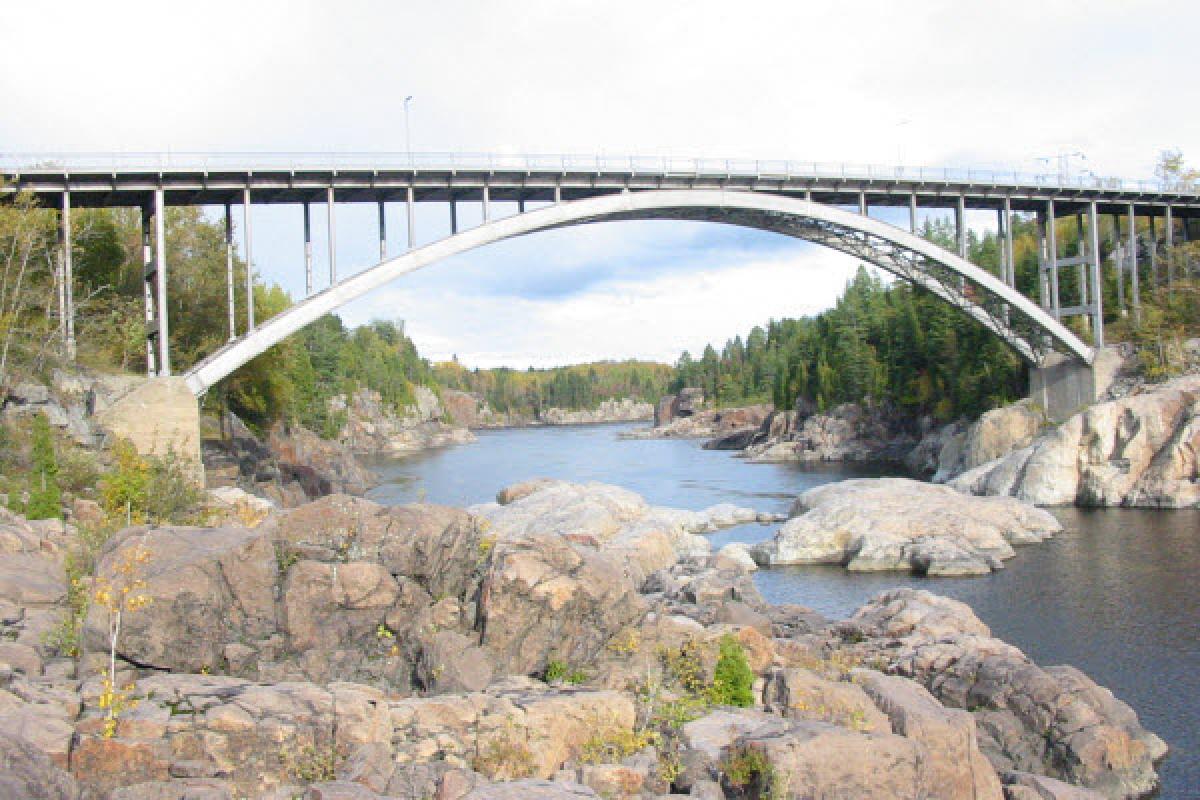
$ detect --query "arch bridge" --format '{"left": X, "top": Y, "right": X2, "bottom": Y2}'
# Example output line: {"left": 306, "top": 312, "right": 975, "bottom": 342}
{"left": 5, "top": 152, "right": 1200, "bottom": 407}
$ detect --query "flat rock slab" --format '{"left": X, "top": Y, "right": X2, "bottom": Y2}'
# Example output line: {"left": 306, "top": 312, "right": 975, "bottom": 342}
{"left": 751, "top": 477, "right": 1061, "bottom": 575}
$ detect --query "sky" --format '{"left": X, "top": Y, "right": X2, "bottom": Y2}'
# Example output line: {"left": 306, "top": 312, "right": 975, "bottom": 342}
{"left": 2, "top": 1, "right": 1197, "bottom": 367}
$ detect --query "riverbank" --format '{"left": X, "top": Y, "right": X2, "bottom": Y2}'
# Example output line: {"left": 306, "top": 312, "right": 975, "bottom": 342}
{"left": 0, "top": 476, "right": 1165, "bottom": 799}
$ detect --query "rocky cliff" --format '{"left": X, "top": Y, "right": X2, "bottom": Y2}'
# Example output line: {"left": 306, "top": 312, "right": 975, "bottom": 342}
{"left": 950, "top": 373, "right": 1200, "bottom": 508}
{"left": 443, "top": 389, "right": 654, "bottom": 429}
{"left": 332, "top": 386, "right": 476, "bottom": 455}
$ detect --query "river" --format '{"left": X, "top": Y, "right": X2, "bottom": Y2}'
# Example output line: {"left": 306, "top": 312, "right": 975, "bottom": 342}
{"left": 366, "top": 421, "right": 1199, "bottom": 798}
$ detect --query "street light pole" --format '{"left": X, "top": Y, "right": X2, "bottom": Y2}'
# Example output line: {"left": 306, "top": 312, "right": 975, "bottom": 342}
{"left": 404, "top": 96, "right": 413, "bottom": 165}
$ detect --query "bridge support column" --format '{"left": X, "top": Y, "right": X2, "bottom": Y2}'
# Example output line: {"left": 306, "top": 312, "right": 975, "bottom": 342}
{"left": 858, "top": 191, "right": 866, "bottom": 216}
{"left": 1003, "top": 196, "right": 1014, "bottom": 287}
{"left": 1045, "top": 200, "right": 1061, "bottom": 318}
{"left": 482, "top": 185, "right": 490, "bottom": 222}
{"left": 327, "top": 186, "right": 337, "bottom": 285}
{"left": 59, "top": 191, "right": 76, "bottom": 360}
{"left": 955, "top": 195, "right": 966, "bottom": 258}
{"left": 141, "top": 206, "right": 155, "bottom": 375}
{"left": 154, "top": 188, "right": 170, "bottom": 376}
{"left": 303, "top": 201, "right": 313, "bottom": 295}
{"left": 1165, "top": 205, "right": 1175, "bottom": 288}
{"left": 449, "top": 194, "right": 458, "bottom": 234}
{"left": 224, "top": 204, "right": 235, "bottom": 341}
{"left": 1148, "top": 215, "right": 1158, "bottom": 288}
{"left": 406, "top": 187, "right": 415, "bottom": 250}
{"left": 1128, "top": 204, "right": 1140, "bottom": 323}
{"left": 1075, "top": 213, "right": 1089, "bottom": 325}
{"left": 378, "top": 198, "right": 387, "bottom": 262}
{"left": 1111, "top": 213, "right": 1125, "bottom": 312}
{"left": 1088, "top": 201, "right": 1104, "bottom": 348}
{"left": 243, "top": 189, "right": 255, "bottom": 331}
{"left": 908, "top": 193, "right": 917, "bottom": 234}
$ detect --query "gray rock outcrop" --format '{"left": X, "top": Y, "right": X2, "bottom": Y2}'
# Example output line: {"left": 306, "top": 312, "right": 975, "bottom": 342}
{"left": 952, "top": 374, "right": 1200, "bottom": 508}
{"left": 751, "top": 478, "right": 1061, "bottom": 575}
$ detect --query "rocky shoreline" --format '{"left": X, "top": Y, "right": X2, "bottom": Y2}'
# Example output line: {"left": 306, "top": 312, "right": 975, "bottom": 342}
{"left": 0, "top": 478, "right": 1165, "bottom": 799}
{"left": 633, "top": 353, "right": 1200, "bottom": 511}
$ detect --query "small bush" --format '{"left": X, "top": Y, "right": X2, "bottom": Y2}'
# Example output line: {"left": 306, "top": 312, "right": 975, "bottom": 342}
{"left": 24, "top": 413, "right": 61, "bottom": 520}
{"left": 722, "top": 744, "right": 787, "bottom": 799}
{"left": 543, "top": 659, "right": 588, "bottom": 685}
{"left": 472, "top": 728, "right": 537, "bottom": 780}
{"left": 100, "top": 439, "right": 204, "bottom": 525}
{"left": 281, "top": 742, "right": 341, "bottom": 783}
{"left": 578, "top": 723, "right": 659, "bottom": 765}
{"left": 709, "top": 634, "right": 755, "bottom": 707}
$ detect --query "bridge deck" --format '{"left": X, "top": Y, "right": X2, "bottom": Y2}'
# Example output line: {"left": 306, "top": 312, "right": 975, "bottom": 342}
{"left": 4, "top": 153, "right": 1199, "bottom": 215}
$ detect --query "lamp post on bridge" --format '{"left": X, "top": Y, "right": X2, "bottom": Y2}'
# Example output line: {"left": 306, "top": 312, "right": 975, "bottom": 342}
{"left": 404, "top": 96, "right": 414, "bottom": 166}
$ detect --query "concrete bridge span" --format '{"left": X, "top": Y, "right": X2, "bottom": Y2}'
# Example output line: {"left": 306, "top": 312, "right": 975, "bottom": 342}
{"left": 182, "top": 189, "right": 1093, "bottom": 396}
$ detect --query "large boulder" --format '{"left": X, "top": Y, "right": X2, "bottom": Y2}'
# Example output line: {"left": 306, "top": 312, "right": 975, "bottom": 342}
{"left": 83, "top": 526, "right": 277, "bottom": 674}
{"left": 478, "top": 533, "right": 645, "bottom": 675}
{"left": 751, "top": 478, "right": 1061, "bottom": 575}
{"left": 840, "top": 589, "right": 1166, "bottom": 798}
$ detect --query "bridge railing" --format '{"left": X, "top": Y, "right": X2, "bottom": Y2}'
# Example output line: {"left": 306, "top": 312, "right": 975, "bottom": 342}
{"left": 2, "top": 151, "right": 1197, "bottom": 196}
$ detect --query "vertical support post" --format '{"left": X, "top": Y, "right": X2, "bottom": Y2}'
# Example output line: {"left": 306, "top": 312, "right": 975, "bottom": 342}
{"left": 377, "top": 198, "right": 387, "bottom": 263}
{"left": 554, "top": 182, "right": 562, "bottom": 204}
{"left": 482, "top": 185, "right": 490, "bottom": 223}
{"left": 1036, "top": 209, "right": 1049, "bottom": 309}
{"left": 224, "top": 203, "right": 236, "bottom": 341}
{"left": 154, "top": 188, "right": 170, "bottom": 376}
{"left": 327, "top": 186, "right": 337, "bottom": 285}
{"left": 1075, "top": 212, "right": 1088, "bottom": 310}
{"left": 449, "top": 194, "right": 458, "bottom": 234}
{"left": 1165, "top": 205, "right": 1174, "bottom": 287}
{"left": 1128, "top": 203, "right": 1140, "bottom": 324}
{"left": 1088, "top": 201, "right": 1104, "bottom": 348}
{"left": 56, "top": 218, "right": 67, "bottom": 352}
{"left": 406, "top": 186, "right": 416, "bottom": 250}
{"left": 243, "top": 188, "right": 255, "bottom": 331}
{"left": 517, "top": 195, "right": 526, "bottom": 214}
{"left": 955, "top": 194, "right": 966, "bottom": 258}
{"left": 908, "top": 193, "right": 918, "bottom": 234}
{"left": 141, "top": 206, "right": 156, "bottom": 375}
{"left": 1003, "top": 195, "right": 1015, "bottom": 287}
{"left": 1047, "top": 200, "right": 1061, "bottom": 318}
{"left": 858, "top": 191, "right": 867, "bottom": 216}
{"left": 996, "top": 208, "right": 1006, "bottom": 284}
{"left": 60, "top": 192, "right": 75, "bottom": 360}
{"left": 1148, "top": 215, "right": 1158, "bottom": 288}
{"left": 1111, "top": 214, "right": 1125, "bottom": 311}
{"left": 303, "top": 201, "right": 313, "bottom": 295}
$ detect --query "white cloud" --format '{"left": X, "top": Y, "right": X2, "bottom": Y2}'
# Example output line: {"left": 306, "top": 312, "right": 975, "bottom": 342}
{"left": 343, "top": 246, "right": 861, "bottom": 367}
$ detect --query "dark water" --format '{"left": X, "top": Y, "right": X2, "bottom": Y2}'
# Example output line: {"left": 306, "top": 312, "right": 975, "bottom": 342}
{"left": 366, "top": 422, "right": 1200, "bottom": 798}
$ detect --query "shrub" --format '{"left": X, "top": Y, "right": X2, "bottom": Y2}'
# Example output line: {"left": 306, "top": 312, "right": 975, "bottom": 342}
{"left": 721, "top": 744, "right": 787, "bottom": 798}
{"left": 543, "top": 659, "right": 588, "bottom": 685}
{"left": 578, "top": 722, "right": 659, "bottom": 765}
{"left": 25, "top": 413, "right": 61, "bottom": 520}
{"left": 709, "top": 634, "right": 755, "bottom": 708}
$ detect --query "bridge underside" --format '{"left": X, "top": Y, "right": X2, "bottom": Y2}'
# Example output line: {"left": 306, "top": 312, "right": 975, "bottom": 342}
{"left": 182, "top": 189, "right": 1093, "bottom": 397}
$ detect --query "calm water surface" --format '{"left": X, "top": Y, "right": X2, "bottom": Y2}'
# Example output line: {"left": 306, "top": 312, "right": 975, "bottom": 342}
{"left": 367, "top": 422, "right": 1200, "bottom": 798}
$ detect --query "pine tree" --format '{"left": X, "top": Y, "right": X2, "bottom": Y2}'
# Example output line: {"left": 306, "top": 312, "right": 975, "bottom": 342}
{"left": 25, "top": 413, "right": 61, "bottom": 520}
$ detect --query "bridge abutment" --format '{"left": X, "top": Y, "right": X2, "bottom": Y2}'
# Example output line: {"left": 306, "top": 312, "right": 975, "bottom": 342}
{"left": 1028, "top": 347, "right": 1124, "bottom": 422}
{"left": 96, "top": 376, "right": 204, "bottom": 483}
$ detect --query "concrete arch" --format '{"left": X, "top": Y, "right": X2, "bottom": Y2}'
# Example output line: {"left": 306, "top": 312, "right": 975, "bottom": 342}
{"left": 183, "top": 189, "right": 1093, "bottom": 396}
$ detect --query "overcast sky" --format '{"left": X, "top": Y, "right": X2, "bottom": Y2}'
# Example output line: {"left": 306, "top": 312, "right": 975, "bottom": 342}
{"left": 3, "top": 1, "right": 1196, "bottom": 367}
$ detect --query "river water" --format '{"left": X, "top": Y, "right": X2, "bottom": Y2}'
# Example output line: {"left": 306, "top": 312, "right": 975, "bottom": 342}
{"left": 366, "top": 422, "right": 1199, "bottom": 797}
